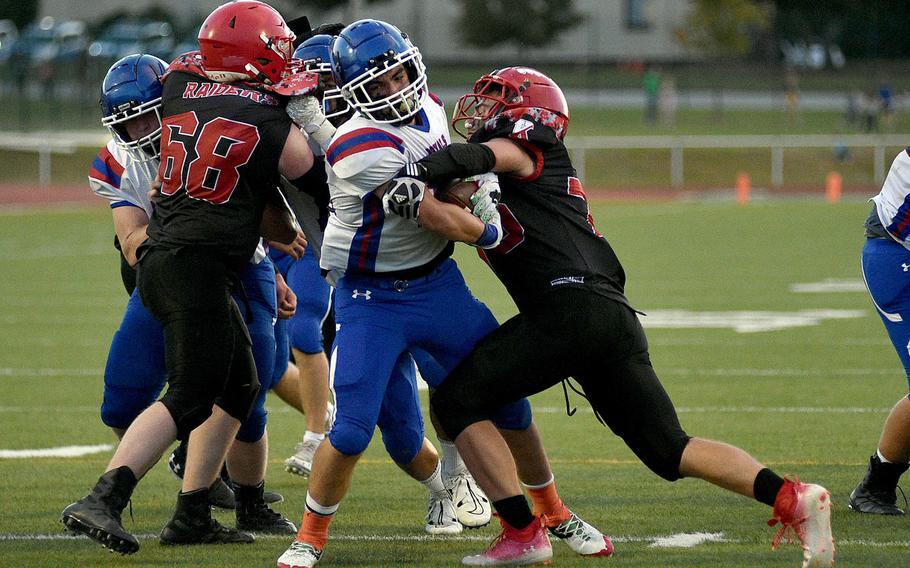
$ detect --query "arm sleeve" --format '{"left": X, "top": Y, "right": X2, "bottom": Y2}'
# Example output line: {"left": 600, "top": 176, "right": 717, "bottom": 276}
{"left": 416, "top": 143, "right": 497, "bottom": 186}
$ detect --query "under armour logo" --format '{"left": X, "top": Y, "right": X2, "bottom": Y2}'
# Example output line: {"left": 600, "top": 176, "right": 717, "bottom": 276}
{"left": 903, "top": 263, "right": 910, "bottom": 272}
{"left": 351, "top": 289, "right": 372, "bottom": 300}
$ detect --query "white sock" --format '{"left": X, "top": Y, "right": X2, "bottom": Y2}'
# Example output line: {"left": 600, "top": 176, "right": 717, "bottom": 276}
{"left": 304, "top": 431, "right": 325, "bottom": 443}
{"left": 521, "top": 475, "right": 555, "bottom": 490}
{"left": 877, "top": 448, "right": 895, "bottom": 464}
{"left": 439, "top": 439, "right": 466, "bottom": 479}
{"left": 419, "top": 460, "right": 448, "bottom": 497}
{"left": 305, "top": 492, "right": 339, "bottom": 516}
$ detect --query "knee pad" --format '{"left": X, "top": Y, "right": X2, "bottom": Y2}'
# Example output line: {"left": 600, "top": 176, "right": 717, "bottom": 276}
{"left": 630, "top": 433, "right": 691, "bottom": 482}
{"left": 236, "top": 404, "right": 267, "bottom": 443}
{"left": 160, "top": 392, "right": 215, "bottom": 441}
{"left": 100, "top": 384, "right": 159, "bottom": 430}
{"left": 328, "top": 418, "right": 374, "bottom": 456}
{"left": 288, "top": 311, "right": 325, "bottom": 354}
{"left": 377, "top": 415, "right": 424, "bottom": 465}
{"left": 490, "top": 398, "right": 532, "bottom": 431}
{"left": 430, "top": 384, "right": 479, "bottom": 440}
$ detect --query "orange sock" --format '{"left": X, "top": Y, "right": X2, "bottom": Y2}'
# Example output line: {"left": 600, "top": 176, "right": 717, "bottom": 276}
{"left": 526, "top": 480, "right": 571, "bottom": 525}
{"left": 296, "top": 510, "right": 334, "bottom": 549}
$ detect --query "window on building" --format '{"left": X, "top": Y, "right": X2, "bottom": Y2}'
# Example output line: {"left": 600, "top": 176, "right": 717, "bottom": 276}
{"left": 626, "top": 0, "right": 652, "bottom": 30}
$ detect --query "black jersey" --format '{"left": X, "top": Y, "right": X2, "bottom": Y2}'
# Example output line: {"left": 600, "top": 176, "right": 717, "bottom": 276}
{"left": 470, "top": 114, "right": 629, "bottom": 311}
{"left": 145, "top": 62, "right": 292, "bottom": 265}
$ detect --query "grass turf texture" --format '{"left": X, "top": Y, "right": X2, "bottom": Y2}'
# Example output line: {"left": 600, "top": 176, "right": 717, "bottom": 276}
{"left": 1, "top": 200, "right": 908, "bottom": 566}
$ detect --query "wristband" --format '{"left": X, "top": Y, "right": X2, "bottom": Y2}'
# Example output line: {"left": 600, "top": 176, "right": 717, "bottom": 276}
{"left": 474, "top": 223, "right": 500, "bottom": 248}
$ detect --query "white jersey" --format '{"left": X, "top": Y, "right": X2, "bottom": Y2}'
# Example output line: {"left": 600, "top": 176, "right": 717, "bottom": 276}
{"left": 88, "top": 140, "right": 158, "bottom": 218}
{"left": 320, "top": 95, "right": 451, "bottom": 280}
{"left": 88, "top": 140, "right": 267, "bottom": 263}
{"left": 871, "top": 147, "right": 910, "bottom": 249}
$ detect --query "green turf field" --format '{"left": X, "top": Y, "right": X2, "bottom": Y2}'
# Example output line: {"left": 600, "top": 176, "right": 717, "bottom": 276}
{"left": 0, "top": 199, "right": 907, "bottom": 567}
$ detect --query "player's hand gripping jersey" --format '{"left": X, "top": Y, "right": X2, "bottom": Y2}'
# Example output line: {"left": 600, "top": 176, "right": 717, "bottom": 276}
{"left": 320, "top": 94, "right": 451, "bottom": 280}
{"left": 467, "top": 113, "right": 630, "bottom": 311}
{"left": 88, "top": 140, "right": 158, "bottom": 218}
{"left": 145, "top": 53, "right": 294, "bottom": 265}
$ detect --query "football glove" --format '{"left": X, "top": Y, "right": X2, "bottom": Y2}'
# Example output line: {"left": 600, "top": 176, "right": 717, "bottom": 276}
{"left": 382, "top": 177, "right": 425, "bottom": 221}
{"left": 287, "top": 95, "right": 336, "bottom": 150}
{"left": 468, "top": 173, "right": 501, "bottom": 224}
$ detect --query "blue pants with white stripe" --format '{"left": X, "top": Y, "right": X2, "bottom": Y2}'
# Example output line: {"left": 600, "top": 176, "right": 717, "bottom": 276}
{"left": 328, "top": 258, "right": 531, "bottom": 464}
{"left": 862, "top": 237, "right": 910, "bottom": 393}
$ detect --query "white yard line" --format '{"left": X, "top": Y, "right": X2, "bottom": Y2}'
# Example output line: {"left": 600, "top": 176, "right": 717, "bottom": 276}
{"left": 3, "top": 532, "right": 909, "bottom": 548}
{"left": 0, "top": 444, "right": 113, "bottom": 458}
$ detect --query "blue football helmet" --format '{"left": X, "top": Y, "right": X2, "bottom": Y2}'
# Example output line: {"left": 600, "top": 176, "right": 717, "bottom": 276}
{"left": 100, "top": 54, "right": 167, "bottom": 161}
{"left": 331, "top": 19, "right": 427, "bottom": 123}
{"left": 293, "top": 34, "right": 350, "bottom": 122}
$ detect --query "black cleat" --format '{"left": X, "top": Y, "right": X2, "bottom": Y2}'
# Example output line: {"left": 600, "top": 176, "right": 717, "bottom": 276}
{"left": 160, "top": 486, "right": 254, "bottom": 546}
{"left": 848, "top": 454, "right": 908, "bottom": 515}
{"left": 169, "top": 441, "right": 281, "bottom": 508}
{"left": 61, "top": 466, "right": 139, "bottom": 555}
{"left": 235, "top": 482, "right": 296, "bottom": 534}
{"left": 208, "top": 478, "right": 236, "bottom": 510}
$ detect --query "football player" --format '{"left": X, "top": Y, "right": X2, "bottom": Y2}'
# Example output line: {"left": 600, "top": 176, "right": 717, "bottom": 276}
{"left": 88, "top": 52, "right": 294, "bottom": 517}
{"left": 276, "top": 20, "right": 599, "bottom": 568}
{"left": 62, "top": 1, "right": 319, "bottom": 554}
{"left": 849, "top": 147, "right": 910, "bottom": 515}
{"left": 272, "top": 33, "right": 348, "bottom": 479}
{"left": 278, "top": 32, "right": 492, "bottom": 530}
{"left": 389, "top": 66, "right": 835, "bottom": 566}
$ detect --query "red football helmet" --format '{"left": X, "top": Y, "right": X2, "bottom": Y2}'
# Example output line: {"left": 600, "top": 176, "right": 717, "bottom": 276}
{"left": 198, "top": 0, "right": 295, "bottom": 84}
{"left": 452, "top": 66, "right": 570, "bottom": 140}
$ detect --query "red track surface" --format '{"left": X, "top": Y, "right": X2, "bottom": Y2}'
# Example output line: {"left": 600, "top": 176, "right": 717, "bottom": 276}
{"left": 0, "top": 182, "right": 876, "bottom": 208}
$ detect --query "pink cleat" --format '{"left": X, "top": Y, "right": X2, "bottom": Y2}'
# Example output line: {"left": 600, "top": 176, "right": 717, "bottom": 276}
{"left": 769, "top": 478, "right": 835, "bottom": 568}
{"left": 462, "top": 516, "right": 552, "bottom": 566}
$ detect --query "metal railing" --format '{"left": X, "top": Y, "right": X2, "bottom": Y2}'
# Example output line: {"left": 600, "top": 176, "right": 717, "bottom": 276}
{"left": 564, "top": 134, "right": 908, "bottom": 187}
{"left": 1, "top": 131, "right": 907, "bottom": 187}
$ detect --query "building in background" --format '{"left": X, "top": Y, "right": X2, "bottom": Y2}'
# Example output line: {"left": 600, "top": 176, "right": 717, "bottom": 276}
{"left": 37, "top": 0, "right": 694, "bottom": 64}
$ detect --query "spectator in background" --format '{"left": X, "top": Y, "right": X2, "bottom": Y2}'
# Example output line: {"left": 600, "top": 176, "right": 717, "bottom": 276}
{"left": 658, "top": 74, "right": 677, "bottom": 127}
{"left": 860, "top": 88, "right": 880, "bottom": 132}
{"left": 784, "top": 68, "right": 800, "bottom": 125}
{"left": 642, "top": 65, "right": 660, "bottom": 125}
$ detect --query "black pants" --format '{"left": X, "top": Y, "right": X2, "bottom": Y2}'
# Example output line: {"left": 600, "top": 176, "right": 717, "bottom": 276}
{"left": 137, "top": 246, "right": 260, "bottom": 440}
{"left": 432, "top": 287, "right": 690, "bottom": 481}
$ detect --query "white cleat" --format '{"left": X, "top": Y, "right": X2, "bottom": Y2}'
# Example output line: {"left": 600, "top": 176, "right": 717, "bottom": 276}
{"left": 277, "top": 540, "right": 322, "bottom": 568}
{"left": 285, "top": 439, "right": 320, "bottom": 477}
{"left": 547, "top": 510, "right": 613, "bottom": 557}
{"left": 448, "top": 471, "right": 492, "bottom": 528}
{"left": 426, "top": 491, "right": 463, "bottom": 535}
{"left": 770, "top": 479, "right": 835, "bottom": 568}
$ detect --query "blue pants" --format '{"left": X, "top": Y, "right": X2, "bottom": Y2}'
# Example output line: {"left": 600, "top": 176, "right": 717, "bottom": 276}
{"left": 101, "top": 257, "right": 281, "bottom": 442}
{"left": 862, "top": 237, "right": 910, "bottom": 393}
{"left": 270, "top": 246, "right": 332, "bottom": 355}
{"left": 328, "top": 258, "right": 531, "bottom": 464}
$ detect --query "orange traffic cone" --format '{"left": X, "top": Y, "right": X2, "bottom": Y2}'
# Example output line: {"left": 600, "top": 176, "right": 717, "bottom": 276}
{"left": 826, "top": 171, "right": 842, "bottom": 203}
{"left": 736, "top": 172, "right": 750, "bottom": 206}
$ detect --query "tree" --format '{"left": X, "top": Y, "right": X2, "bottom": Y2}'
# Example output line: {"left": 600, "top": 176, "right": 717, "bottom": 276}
{"left": 287, "top": 0, "right": 391, "bottom": 12}
{"left": 0, "top": 0, "right": 38, "bottom": 30}
{"left": 681, "top": 0, "right": 771, "bottom": 57}
{"left": 455, "top": 0, "right": 582, "bottom": 49}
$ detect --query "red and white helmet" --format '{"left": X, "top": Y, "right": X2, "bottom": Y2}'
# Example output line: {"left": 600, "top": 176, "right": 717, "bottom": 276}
{"left": 198, "top": 1, "right": 295, "bottom": 84}
{"left": 452, "top": 66, "right": 569, "bottom": 140}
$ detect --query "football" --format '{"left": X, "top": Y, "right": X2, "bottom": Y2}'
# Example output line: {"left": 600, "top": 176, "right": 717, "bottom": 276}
{"left": 435, "top": 178, "right": 479, "bottom": 211}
